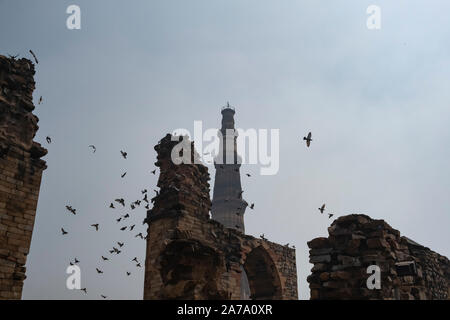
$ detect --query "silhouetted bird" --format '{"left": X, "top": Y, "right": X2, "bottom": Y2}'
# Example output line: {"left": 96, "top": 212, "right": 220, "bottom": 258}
{"left": 101, "top": 295, "right": 107, "bottom": 299}
{"left": 116, "top": 218, "right": 122, "bottom": 223}
{"left": 135, "top": 233, "right": 143, "bottom": 239}
{"left": 132, "top": 258, "right": 138, "bottom": 263}
{"left": 129, "top": 225, "right": 135, "bottom": 231}
{"left": 69, "top": 262, "right": 74, "bottom": 266}
{"left": 246, "top": 173, "right": 251, "bottom": 177}
{"left": 143, "top": 194, "right": 148, "bottom": 203}
{"left": 117, "top": 242, "right": 124, "bottom": 247}
{"left": 250, "top": 203, "right": 255, "bottom": 210}
{"left": 120, "top": 151, "right": 127, "bottom": 159}
{"left": 123, "top": 214, "right": 129, "bottom": 219}
{"left": 130, "top": 204, "right": 135, "bottom": 210}
{"left": 318, "top": 204, "right": 326, "bottom": 214}
{"left": 89, "top": 145, "right": 96, "bottom": 153}
{"left": 120, "top": 226, "right": 127, "bottom": 231}
{"left": 328, "top": 213, "right": 334, "bottom": 219}
{"left": 109, "top": 203, "right": 115, "bottom": 209}
{"left": 101, "top": 256, "right": 109, "bottom": 261}
{"left": 81, "top": 288, "right": 87, "bottom": 294}
{"left": 96, "top": 268, "right": 103, "bottom": 274}
{"left": 151, "top": 169, "right": 156, "bottom": 175}
{"left": 65, "top": 205, "right": 76, "bottom": 215}
{"left": 38, "top": 96, "right": 43, "bottom": 105}
{"left": 74, "top": 258, "right": 79, "bottom": 264}
{"left": 126, "top": 272, "right": 131, "bottom": 276}
{"left": 61, "top": 228, "right": 68, "bottom": 235}
{"left": 141, "top": 189, "right": 147, "bottom": 194}
{"left": 115, "top": 198, "right": 125, "bottom": 207}
{"left": 29, "top": 50, "right": 38, "bottom": 64}
{"left": 121, "top": 172, "right": 127, "bottom": 178}
{"left": 91, "top": 224, "right": 99, "bottom": 231}
{"left": 303, "top": 132, "right": 312, "bottom": 147}
{"left": 136, "top": 263, "right": 141, "bottom": 268}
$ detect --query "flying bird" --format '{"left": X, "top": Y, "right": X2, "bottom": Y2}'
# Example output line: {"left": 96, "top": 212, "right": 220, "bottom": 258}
{"left": 141, "top": 189, "right": 147, "bottom": 194}
{"left": 117, "top": 242, "right": 124, "bottom": 247}
{"left": 121, "top": 172, "right": 127, "bottom": 178}
{"left": 101, "top": 295, "right": 107, "bottom": 299}
{"left": 38, "top": 96, "right": 43, "bottom": 105}
{"left": 120, "top": 226, "right": 127, "bottom": 231}
{"left": 136, "top": 263, "right": 141, "bottom": 268}
{"left": 132, "top": 257, "right": 138, "bottom": 263}
{"left": 96, "top": 268, "right": 103, "bottom": 274}
{"left": 318, "top": 204, "right": 326, "bottom": 214}
{"left": 246, "top": 173, "right": 251, "bottom": 177}
{"left": 90, "top": 224, "right": 99, "bottom": 231}
{"left": 109, "top": 203, "right": 115, "bottom": 209}
{"left": 65, "top": 205, "right": 76, "bottom": 215}
{"left": 120, "top": 151, "right": 127, "bottom": 159}
{"left": 88, "top": 145, "right": 96, "bottom": 153}
{"left": 250, "top": 203, "right": 255, "bottom": 210}
{"left": 129, "top": 225, "right": 135, "bottom": 231}
{"left": 151, "top": 169, "right": 156, "bottom": 175}
{"left": 29, "top": 50, "right": 38, "bottom": 64}
{"left": 61, "top": 228, "right": 68, "bottom": 235}
{"left": 115, "top": 198, "right": 125, "bottom": 207}
{"left": 126, "top": 272, "right": 131, "bottom": 276}
{"left": 123, "top": 214, "right": 130, "bottom": 219}
{"left": 303, "top": 132, "right": 312, "bottom": 147}
{"left": 328, "top": 213, "right": 334, "bottom": 219}
{"left": 74, "top": 258, "right": 79, "bottom": 264}
{"left": 80, "top": 288, "right": 87, "bottom": 294}
{"left": 116, "top": 217, "right": 122, "bottom": 223}
{"left": 46, "top": 136, "right": 52, "bottom": 144}
{"left": 135, "top": 233, "right": 143, "bottom": 239}
{"left": 101, "top": 256, "right": 109, "bottom": 261}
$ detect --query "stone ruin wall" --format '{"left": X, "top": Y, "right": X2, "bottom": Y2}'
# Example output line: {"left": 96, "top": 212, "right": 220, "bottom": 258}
{"left": 0, "top": 55, "right": 47, "bottom": 299}
{"left": 143, "top": 134, "right": 298, "bottom": 300}
{"left": 307, "top": 214, "right": 450, "bottom": 300}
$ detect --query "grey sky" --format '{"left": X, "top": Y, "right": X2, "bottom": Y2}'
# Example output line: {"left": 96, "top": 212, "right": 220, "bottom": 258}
{"left": 1, "top": 0, "right": 449, "bottom": 299}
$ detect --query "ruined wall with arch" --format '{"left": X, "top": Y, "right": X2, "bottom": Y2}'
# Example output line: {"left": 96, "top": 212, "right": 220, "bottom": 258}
{"left": 143, "top": 135, "right": 298, "bottom": 300}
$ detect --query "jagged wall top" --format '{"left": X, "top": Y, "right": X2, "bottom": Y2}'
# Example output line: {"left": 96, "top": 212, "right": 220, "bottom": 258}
{"left": 0, "top": 55, "right": 46, "bottom": 159}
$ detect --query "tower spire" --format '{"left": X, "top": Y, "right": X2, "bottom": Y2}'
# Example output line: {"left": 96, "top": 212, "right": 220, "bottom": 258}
{"left": 211, "top": 103, "right": 247, "bottom": 232}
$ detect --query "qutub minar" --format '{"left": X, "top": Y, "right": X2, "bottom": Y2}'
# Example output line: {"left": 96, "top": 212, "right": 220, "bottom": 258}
{"left": 211, "top": 103, "right": 251, "bottom": 299}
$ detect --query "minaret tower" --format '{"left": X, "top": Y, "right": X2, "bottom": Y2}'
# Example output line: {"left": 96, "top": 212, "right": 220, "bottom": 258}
{"left": 211, "top": 103, "right": 248, "bottom": 232}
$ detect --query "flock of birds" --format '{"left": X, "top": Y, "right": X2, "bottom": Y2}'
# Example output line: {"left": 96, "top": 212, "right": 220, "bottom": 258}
{"left": 57, "top": 148, "right": 158, "bottom": 298}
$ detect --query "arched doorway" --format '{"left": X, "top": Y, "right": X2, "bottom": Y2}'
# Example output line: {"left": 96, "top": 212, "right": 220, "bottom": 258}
{"left": 243, "top": 246, "right": 282, "bottom": 299}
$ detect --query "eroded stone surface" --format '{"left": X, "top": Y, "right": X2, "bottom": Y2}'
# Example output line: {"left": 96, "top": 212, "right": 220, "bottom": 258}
{"left": 143, "top": 135, "right": 298, "bottom": 300}
{"left": 307, "top": 214, "right": 450, "bottom": 300}
{"left": 0, "top": 55, "right": 47, "bottom": 300}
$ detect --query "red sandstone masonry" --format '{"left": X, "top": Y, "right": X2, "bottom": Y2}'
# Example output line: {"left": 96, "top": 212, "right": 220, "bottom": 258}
{"left": 307, "top": 214, "right": 450, "bottom": 300}
{"left": 0, "top": 55, "right": 47, "bottom": 300}
{"left": 143, "top": 135, "right": 298, "bottom": 300}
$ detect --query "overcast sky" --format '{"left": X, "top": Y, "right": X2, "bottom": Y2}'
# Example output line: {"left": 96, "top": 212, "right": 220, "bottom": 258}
{"left": 1, "top": 0, "right": 449, "bottom": 300}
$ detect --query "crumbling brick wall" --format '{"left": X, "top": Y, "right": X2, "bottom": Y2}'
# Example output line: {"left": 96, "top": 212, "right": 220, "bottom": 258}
{"left": 307, "top": 214, "right": 450, "bottom": 300}
{"left": 0, "top": 55, "right": 47, "bottom": 299}
{"left": 144, "top": 134, "right": 298, "bottom": 300}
